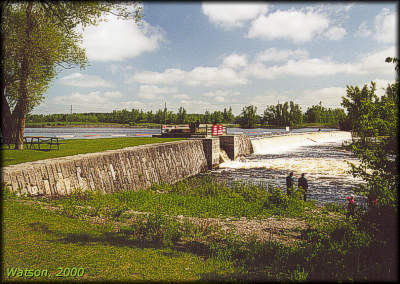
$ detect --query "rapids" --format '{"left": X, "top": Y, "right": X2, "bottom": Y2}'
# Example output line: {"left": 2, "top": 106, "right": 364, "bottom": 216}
{"left": 210, "top": 131, "right": 366, "bottom": 205}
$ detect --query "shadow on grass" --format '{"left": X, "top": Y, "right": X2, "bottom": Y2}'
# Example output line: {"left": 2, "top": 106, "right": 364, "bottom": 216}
{"left": 28, "top": 222, "right": 212, "bottom": 259}
{"left": 198, "top": 270, "right": 273, "bottom": 282}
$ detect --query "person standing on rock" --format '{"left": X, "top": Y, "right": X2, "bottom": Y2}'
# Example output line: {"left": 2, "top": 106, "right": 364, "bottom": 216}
{"left": 286, "top": 172, "right": 294, "bottom": 196}
{"left": 298, "top": 173, "right": 309, "bottom": 201}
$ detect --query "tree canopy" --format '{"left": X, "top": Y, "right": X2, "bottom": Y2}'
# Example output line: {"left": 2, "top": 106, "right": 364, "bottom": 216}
{"left": 341, "top": 58, "right": 398, "bottom": 209}
{"left": 1, "top": 1, "right": 142, "bottom": 148}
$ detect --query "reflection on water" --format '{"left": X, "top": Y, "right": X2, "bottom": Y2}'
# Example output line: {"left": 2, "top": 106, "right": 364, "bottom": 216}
{"left": 207, "top": 139, "right": 366, "bottom": 205}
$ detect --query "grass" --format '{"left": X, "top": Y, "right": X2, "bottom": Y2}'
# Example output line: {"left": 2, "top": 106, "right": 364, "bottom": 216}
{"left": 2, "top": 177, "right": 397, "bottom": 281}
{"left": 1, "top": 137, "right": 184, "bottom": 166}
{"left": 2, "top": 196, "right": 232, "bottom": 281}
{"left": 42, "top": 176, "right": 315, "bottom": 219}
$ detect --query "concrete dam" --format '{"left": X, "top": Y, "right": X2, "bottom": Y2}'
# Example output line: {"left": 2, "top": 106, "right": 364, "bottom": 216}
{"left": 1, "top": 131, "right": 350, "bottom": 197}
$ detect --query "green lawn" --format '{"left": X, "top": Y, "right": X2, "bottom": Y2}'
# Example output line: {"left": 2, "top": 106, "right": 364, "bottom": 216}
{"left": 1, "top": 137, "right": 184, "bottom": 166}
{"left": 2, "top": 198, "right": 231, "bottom": 281}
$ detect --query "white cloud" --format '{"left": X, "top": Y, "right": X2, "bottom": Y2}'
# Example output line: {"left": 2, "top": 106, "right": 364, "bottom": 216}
{"left": 186, "top": 66, "right": 248, "bottom": 86}
{"left": 248, "top": 8, "right": 330, "bottom": 42}
{"left": 245, "top": 46, "right": 396, "bottom": 80}
{"left": 222, "top": 53, "right": 248, "bottom": 69}
{"left": 59, "top": 73, "right": 113, "bottom": 88}
{"left": 137, "top": 85, "right": 177, "bottom": 100}
{"left": 130, "top": 65, "right": 248, "bottom": 87}
{"left": 52, "top": 91, "right": 122, "bottom": 112}
{"left": 301, "top": 87, "right": 346, "bottom": 108}
{"left": 245, "top": 58, "right": 358, "bottom": 80}
{"left": 203, "top": 90, "right": 240, "bottom": 97}
{"left": 127, "top": 68, "right": 185, "bottom": 85}
{"left": 355, "top": 21, "right": 372, "bottom": 38}
{"left": 255, "top": 48, "right": 309, "bottom": 62}
{"left": 81, "top": 13, "right": 164, "bottom": 61}
{"left": 324, "top": 26, "right": 346, "bottom": 40}
{"left": 173, "top": 94, "right": 190, "bottom": 100}
{"left": 103, "top": 91, "right": 123, "bottom": 99}
{"left": 374, "top": 8, "right": 396, "bottom": 44}
{"left": 357, "top": 46, "right": 396, "bottom": 75}
{"left": 202, "top": 90, "right": 240, "bottom": 103}
{"left": 202, "top": 3, "right": 268, "bottom": 28}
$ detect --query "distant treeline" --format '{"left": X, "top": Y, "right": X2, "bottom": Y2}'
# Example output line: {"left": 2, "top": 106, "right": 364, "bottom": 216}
{"left": 27, "top": 102, "right": 347, "bottom": 128}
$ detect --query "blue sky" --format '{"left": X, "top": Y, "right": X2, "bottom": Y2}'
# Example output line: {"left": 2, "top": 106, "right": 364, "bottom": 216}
{"left": 34, "top": 2, "right": 398, "bottom": 115}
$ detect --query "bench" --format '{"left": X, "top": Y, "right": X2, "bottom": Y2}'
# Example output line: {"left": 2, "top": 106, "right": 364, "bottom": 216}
{"left": 24, "top": 136, "right": 65, "bottom": 150}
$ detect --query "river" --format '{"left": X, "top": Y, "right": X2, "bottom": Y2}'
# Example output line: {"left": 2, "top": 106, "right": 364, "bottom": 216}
{"left": 24, "top": 127, "right": 336, "bottom": 139}
{"left": 207, "top": 131, "right": 366, "bottom": 205}
{"left": 24, "top": 127, "right": 362, "bottom": 205}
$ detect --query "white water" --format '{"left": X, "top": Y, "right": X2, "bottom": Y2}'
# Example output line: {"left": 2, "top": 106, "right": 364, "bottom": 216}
{"left": 250, "top": 131, "right": 352, "bottom": 155}
{"left": 210, "top": 131, "right": 365, "bottom": 204}
{"left": 219, "top": 149, "right": 230, "bottom": 163}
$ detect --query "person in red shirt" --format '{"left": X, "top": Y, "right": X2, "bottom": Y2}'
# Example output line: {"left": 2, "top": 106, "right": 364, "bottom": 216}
{"left": 346, "top": 194, "right": 356, "bottom": 217}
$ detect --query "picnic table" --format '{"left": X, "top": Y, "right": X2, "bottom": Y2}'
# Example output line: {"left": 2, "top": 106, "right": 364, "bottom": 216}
{"left": 24, "top": 136, "right": 65, "bottom": 150}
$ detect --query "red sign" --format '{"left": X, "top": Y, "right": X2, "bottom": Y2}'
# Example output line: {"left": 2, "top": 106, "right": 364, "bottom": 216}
{"left": 212, "top": 124, "right": 224, "bottom": 136}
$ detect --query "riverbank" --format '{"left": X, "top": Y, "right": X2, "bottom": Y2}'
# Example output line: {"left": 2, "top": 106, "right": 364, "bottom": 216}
{"left": 3, "top": 177, "right": 396, "bottom": 282}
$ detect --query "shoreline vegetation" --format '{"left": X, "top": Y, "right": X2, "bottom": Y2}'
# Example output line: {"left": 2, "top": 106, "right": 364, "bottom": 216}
{"left": 25, "top": 121, "right": 337, "bottom": 129}
{"left": 3, "top": 176, "right": 396, "bottom": 281}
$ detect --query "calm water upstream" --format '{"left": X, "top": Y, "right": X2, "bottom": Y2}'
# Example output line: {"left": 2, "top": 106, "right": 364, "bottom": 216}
{"left": 24, "top": 127, "right": 336, "bottom": 139}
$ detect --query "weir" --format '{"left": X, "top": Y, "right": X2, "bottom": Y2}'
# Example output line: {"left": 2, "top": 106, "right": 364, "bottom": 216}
{"left": 1, "top": 131, "right": 350, "bottom": 197}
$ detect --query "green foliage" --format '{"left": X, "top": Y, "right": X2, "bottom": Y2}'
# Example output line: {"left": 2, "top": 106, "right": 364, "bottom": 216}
{"left": 341, "top": 78, "right": 398, "bottom": 208}
{"left": 1, "top": 2, "right": 142, "bottom": 148}
{"left": 263, "top": 101, "right": 304, "bottom": 127}
{"left": 239, "top": 105, "right": 258, "bottom": 128}
{"left": 304, "top": 103, "right": 346, "bottom": 127}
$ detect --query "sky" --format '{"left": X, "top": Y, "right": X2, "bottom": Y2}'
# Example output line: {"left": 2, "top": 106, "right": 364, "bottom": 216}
{"left": 33, "top": 2, "right": 398, "bottom": 115}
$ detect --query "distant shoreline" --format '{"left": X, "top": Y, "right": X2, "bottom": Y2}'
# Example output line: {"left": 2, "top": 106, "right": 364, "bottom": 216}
{"left": 25, "top": 124, "right": 335, "bottom": 129}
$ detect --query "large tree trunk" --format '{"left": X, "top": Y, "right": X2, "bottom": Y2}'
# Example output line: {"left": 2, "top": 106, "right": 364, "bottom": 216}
{"left": 1, "top": 87, "right": 15, "bottom": 142}
{"left": 14, "top": 2, "right": 33, "bottom": 150}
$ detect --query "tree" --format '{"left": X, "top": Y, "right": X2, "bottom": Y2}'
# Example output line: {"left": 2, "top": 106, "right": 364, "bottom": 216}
{"left": 239, "top": 105, "right": 257, "bottom": 129}
{"left": 222, "top": 107, "right": 234, "bottom": 123}
{"left": 1, "top": 2, "right": 142, "bottom": 149}
{"left": 341, "top": 59, "right": 398, "bottom": 209}
{"left": 176, "top": 107, "right": 187, "bottom": 124}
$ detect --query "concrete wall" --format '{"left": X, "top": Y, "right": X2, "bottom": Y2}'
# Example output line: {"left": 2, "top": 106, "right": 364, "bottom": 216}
{"left": 1, "top": 140, "right": 209, "bottom": 197}
{"left": 219, "top": 134, "right": 253, "bottom": 160}
{"left": 1, "top": 135, "right": 253, "bottom": 197}
{"left": 201, "top": 137, "right": 220, "bottom": 169}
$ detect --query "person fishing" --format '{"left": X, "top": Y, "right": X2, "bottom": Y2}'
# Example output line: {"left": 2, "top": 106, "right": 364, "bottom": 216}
{"left": 346, "top": 194, "right": 356, "bottom": 217}
{"left": 298, "top": 173, "right": 308, "bottom": 201}
{"left": 286, "top": 172, "right": 294, "bottom": 196}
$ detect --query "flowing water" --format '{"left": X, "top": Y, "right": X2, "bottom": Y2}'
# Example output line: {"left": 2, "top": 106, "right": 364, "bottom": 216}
{"left": 208, "top": 131, "right": 366, "bottom": 205}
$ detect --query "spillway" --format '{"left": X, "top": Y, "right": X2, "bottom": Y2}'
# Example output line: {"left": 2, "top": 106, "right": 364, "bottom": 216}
{"left": 209, "top": 131, "right": 366, "bottom": 205}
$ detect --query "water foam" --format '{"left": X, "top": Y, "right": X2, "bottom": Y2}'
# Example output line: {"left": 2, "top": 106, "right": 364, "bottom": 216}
{"left": 251, "top": 131, "right": 351, "bottom": 155}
